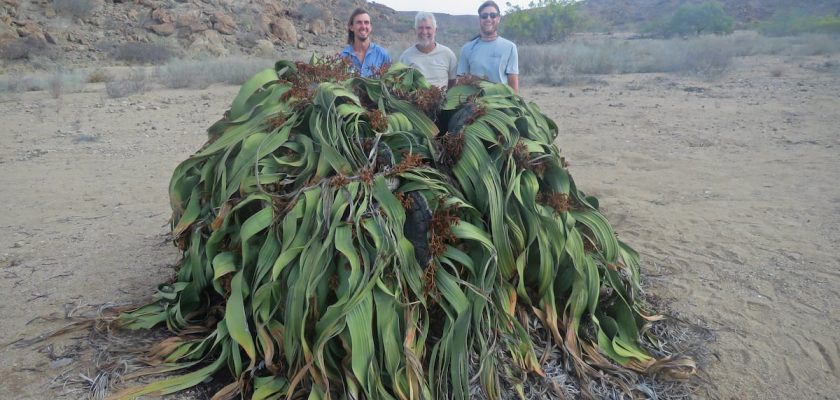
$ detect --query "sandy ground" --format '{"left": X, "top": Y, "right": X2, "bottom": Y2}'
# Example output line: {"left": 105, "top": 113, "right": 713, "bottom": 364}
{"left": 1, "top": 53, "right": 838, "bottom": 399}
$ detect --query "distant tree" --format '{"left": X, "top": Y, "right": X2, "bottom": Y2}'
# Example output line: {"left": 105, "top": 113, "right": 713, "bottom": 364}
{"left": 503, "top": 0, "right": 583, "bottom": 43}
{"left": 663, "top": 2, "right": 734, "bottom": 37}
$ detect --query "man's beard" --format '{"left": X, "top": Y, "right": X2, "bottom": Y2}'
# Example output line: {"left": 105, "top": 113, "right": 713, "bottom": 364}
{"left": 481, "top": 24, "right": 496, "bottom": 37}
{"left": 416, "top": 37, "right": 434, "bottom": 49}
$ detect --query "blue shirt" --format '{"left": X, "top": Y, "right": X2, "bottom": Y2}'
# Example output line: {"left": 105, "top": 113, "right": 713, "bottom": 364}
{"left": 340, "top": 43, "right": 392, "bottom": 77}
{"left": 457, "top": 37, "right": 518, "bottom": 84}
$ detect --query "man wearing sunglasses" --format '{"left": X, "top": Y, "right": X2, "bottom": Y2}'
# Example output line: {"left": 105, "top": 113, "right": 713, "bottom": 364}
{"left": 456, "top": 0, "right": 519, "bottom": 93}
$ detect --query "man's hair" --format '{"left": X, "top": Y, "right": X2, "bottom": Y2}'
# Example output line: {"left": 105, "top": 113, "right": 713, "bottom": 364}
{"left": 414, "top": 11, "right": 436, "bottom": 29}
{"left": 477, "top": 0, "right": 500, "bottom": 15}
{"left": 347, "top": 8, "right": 369, "bottom": 44}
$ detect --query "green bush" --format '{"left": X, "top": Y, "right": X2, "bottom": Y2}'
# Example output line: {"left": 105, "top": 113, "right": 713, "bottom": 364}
{"left": 661, "top": 2, "right": 734, "bottom": 37}
{"left": 503, "top": 0, "right": 583, "bottom": 43}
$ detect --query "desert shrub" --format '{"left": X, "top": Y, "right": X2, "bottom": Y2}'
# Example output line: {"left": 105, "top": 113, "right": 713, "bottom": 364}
{"left": 48, "top": 71, "right": 65, "bottom": 98}
{"left": 0, "top": 74, "right": 48, "bottom": 93}
{"left": 379, "top": 14, "right": 414, "bottom": 34}
{"left": 0, "top": 36, "right": 48, "bottom": 61}
{"left": 519, "top": 34, "right": 735, "bottom": 80}
{"left": 87, "top": 68, "right": 112, "bottom": 83}
{"left": 517, "top": 45, "right": 608, "bottom": 85}
{"left": 236, "top": 31, "right": 262, "bottom": 49}
{"left": 299, "top": 3, "right": 326, "bottom": 21}
{"left": 788, "top": 33, "right": 840, "bottom": 55}
{"left": 52, "top": 0, "right": 99, "bottom": 18}
{"left": 111, "top": 42, "right": 175, "bottom": 65}
{"left": 156, "top": 57, "right": 274, "bottom": 89}
{"left": 701, "top": 30, "right": 840, "bottom": 57}
{"left": 0, "top": 76, "right": 17, "bottom": 93}
{"left": 650, "top": 2, "right": 734, "bottom": 38}
{"left": 619, "top": 35, "right": 734, "bottom": 76}
{"left": 335, "top": 0, "right": 357, "bottom": 9}
{"left": 759, "top": 11, "right": 840, "bottom": 36}
{"left": 812, "top": 60, "right": 840, "bottom": 74}
{"left": 561, "top": 40, "right": 623, "bottom": 74}
{"left": 0, "top": 70, "right": 86, "bottom": 94}
{"left": 105, "top": 69, "right": 147, "bottom": 98}
{"left": 503, "top": 0, "right": 583, "bottom": 43}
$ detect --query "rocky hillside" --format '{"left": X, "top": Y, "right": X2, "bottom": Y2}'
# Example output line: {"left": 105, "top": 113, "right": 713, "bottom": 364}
{"left": 582, "top": 0, "right": 840, "bottom": 28}
{"left": 0, "top": 0, "right": 409, "bottom": 72}
{"left": 3, "top": 0, "right": 838, "bottom": 73}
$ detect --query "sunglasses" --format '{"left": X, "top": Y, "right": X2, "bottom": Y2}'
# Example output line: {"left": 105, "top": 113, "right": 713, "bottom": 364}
{"left": 479, "top": 12, "right": 499, "bottom": 19}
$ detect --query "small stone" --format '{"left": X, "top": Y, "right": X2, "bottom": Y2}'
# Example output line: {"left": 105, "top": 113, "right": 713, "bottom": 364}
{"left": 49, "top": 358, "right": 74, "bottom": 369}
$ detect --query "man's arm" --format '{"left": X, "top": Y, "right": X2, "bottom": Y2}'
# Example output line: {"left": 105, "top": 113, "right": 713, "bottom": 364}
{"left": 507, "top": 74, "right": 519, "bottom": 93}
{"left": 447, "top": 48, "right": 458, "bottom": 89}
{"left": 505, "top": 42, "right": 519, "bottom": 93}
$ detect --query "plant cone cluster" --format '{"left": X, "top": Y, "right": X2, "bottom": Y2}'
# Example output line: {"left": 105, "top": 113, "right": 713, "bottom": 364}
{"left": 113, "top": 56, "right": 695, "bottom": 399}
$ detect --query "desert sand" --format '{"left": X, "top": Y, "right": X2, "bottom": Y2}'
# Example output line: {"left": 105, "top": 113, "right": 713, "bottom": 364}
{"left": 1, "top": 53, "right": 838, "bottom": 399}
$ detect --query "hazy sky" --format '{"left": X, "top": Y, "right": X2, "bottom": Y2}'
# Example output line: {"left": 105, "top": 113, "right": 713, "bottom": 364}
{"left": 372, "top": 0, "right": 536, "bottom": 16}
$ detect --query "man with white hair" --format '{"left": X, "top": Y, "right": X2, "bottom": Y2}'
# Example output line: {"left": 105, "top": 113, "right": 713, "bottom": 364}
{"left": 399, "top": 12, "right": 457, "bottom": 89}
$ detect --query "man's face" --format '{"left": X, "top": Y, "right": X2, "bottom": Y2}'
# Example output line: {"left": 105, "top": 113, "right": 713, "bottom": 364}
{"left": 478, "top": 6, "right": 500, "bottom": 36}
{"left": 415, "top": 18, "right": 436, "bottom": 48}
{"left": 351, "top": 13, "right": 372, "bottom": 42}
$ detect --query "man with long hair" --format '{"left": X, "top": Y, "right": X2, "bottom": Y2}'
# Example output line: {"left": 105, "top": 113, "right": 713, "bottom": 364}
{"left": 340, "top": 8, "right": 392, "bottom": 77}
{"left": 399, "top": 12, "right": 457, "bottom": 89}
{"left": 457, "top": 1, "right": 519, "bottom": 92}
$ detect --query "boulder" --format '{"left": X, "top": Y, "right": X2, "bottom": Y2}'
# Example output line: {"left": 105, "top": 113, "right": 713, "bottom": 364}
{"left": 253, "top": 39, "right": 275, "bottom": 57}
{"left": 211, "top": 11, "right": 236, "bottom": 35}
{"left": 0, "top": 22, "right": 15, "bottom": 41}
{"left": 13, "top": 20, "right": 39, "bottom": 36}
{"left": 2, "top": 0, "right": 19, "bottom": 18}
{"left": 14, "top": 20, "right": 48, "bottom": 45}
{"left": 188, "top": 29, "right": 228, "bottom": 56}
{"left": 308, "top": 19, "right": 326, "bottom": 35}
{"left": 255, "top": 14, "right": 272, "bottom": 37}
{"left": 176, "top": 10, "right": 207, "bottom": 34}
{"left": 270, "top": 17, "right": 296, "bottom": 45}
{"left": 151, "top": 8, "right": 173, "bottom": 24}
{"left": 149, "top": 22, "right": 175, "bottom": 36}
{"left": 66, "top": 31, "right": 84, "bottom": 44}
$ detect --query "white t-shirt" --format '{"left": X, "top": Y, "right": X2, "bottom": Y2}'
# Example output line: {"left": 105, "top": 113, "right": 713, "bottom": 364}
{"left": 399, "top": 43, "right": 458, "bottom": 89}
